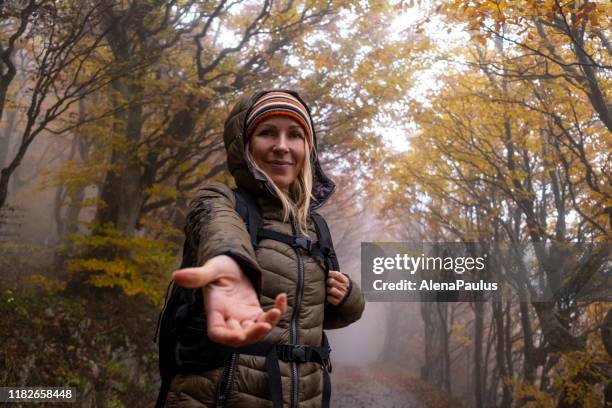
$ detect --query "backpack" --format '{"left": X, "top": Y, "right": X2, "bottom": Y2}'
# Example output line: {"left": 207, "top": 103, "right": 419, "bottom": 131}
{"left": 154, "top": 187, "right": 340, "bottom": 408}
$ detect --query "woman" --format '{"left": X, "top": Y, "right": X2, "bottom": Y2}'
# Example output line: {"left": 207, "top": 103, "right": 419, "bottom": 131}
{"left": 165, "top": 90, "right": 365, "bottom": 407}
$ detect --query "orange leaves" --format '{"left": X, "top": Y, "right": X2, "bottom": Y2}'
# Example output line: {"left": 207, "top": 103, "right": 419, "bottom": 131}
{"left": 447, "top": 0, "right": 507, "bottom": 22}
{"left": 443, "top": 0, "right": 610, "bottom": 57}
{"left": 570, "top": 1, "right": 608, "bottom": 33}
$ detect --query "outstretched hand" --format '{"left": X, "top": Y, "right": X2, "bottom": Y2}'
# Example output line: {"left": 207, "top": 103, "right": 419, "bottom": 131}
{"left": 172, "top": 255, "right": 287, "bottom": 347}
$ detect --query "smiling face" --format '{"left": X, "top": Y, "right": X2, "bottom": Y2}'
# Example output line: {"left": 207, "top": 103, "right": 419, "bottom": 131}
{"left": 248, "top": 115, "right": 307, "bottom": 192}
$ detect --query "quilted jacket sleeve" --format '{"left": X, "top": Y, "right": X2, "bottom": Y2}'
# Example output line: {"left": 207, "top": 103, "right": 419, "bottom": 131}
{"left": 184, "top": 182, "right": 262, "bottom": 294}
{"left": 323, "top": 275, "right": 365, "bottom": 330}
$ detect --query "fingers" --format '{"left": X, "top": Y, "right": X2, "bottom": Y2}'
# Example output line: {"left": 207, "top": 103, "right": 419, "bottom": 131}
{"left": 327, "top": 282, "right": 346, "bottom": 306}
{"left": 327, "top": 295, "right": 341, "bottom": 306}
{"left": 208, "top": 321, "right": 273, "bottom": 347}
{"left": 207, "top": 293, "right": 288, "bottom": 347}
{"left": 241, "top": 319, "right": 254, "bottom": 329}
{"left": 257, "top": 293, "right": 287, "bottom": 327}
{"left": 242, "top": 322, "right": 273, "bottom": 344}
{"left": 173, "top": 255, "right": 245, "bottom": 289}
{"left": 274, "top": 293, "right": 288, "bottom": 314}
{"left": 239, "top": 293, "right": 287, "bottom": 344}
{"left": 172, "top": 265, "right": 218, "bottom": 288}
{"left": 227, "top": 318, "right": 241, "bottom": 331}
{"left": 208, "top": 325, "right": 247, "bottom": 346}
{"left": 327, "top": 277, "right": 347, "bottom": 291}
{"left": 208, "top": 316, "right": 272, "bottom": 347}
{"left": 327, "top": 286, "right": 344, "bottom": 299}
{"left": 207, "top": 311, "right": 245, "bottom": 345}
{"left": 327, "top": 271, "right": 349, "bottom": 291}
{"left": 329, "top": 270, "right": 349, "bottom": 284}
{"left": 327, "top": 271, "right": 349, "bottom": 307}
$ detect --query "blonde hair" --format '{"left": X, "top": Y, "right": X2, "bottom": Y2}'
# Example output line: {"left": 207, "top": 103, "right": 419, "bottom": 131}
{"left": 245, "top": 141, "right": 315, "bottom": 237}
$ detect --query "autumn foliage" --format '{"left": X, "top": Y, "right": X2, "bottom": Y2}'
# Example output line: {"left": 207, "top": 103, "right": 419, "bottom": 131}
{"left": 0, "top": 0, "right": 610, "bottom": 406}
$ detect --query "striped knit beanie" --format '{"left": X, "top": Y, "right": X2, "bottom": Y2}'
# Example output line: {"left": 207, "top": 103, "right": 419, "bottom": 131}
{"left": 244, "top": 91, "right": 313, "bottom": 145}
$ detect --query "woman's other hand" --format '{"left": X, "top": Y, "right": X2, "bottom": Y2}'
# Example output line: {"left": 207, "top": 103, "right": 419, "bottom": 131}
{"left": 326, "top": 270, "right": 350, "bottom": 306}
{"left": 172, "top": 255, "right": 287, "bottom": 347}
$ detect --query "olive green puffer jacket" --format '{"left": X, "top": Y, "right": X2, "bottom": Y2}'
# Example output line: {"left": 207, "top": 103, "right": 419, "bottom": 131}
{"left": 165, "top": 89, "right": 365, "bottom": 408}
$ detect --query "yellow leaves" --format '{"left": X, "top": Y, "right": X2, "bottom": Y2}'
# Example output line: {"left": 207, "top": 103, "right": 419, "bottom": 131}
{"left": 71, "top": 258, "right": 130, "bottom": 277}
{"left": 467, "top": 18, "right": 483, "bottom": 32}
{"left": 449, "top": 322, "right": 472, "bottom": 346}
{"left": 480, "top": 0, "right": 508, "bottom": 13}
{"left": 389, "top": 47, "right": 606, "bottom": 238}
{"left": 543, "top": 351, "right": 612, "bottom": 408}
{"left": 67, "top": 224, "right": 177, "bottom": 306}
{"left": 449, "top": 0, "right": 463, "bottom": 12}
{"left": 144, "top": 183, "right": 178, "bottom": 200}
{"left": 471, "top": 32, "right": 488, "bottom": 46}
{"left": 46, "top": 159, "right": 109, "bottom": 195}
{"left": 574, "top": 1, "right": 610, "bottom": 33}
{"left": 447, "top": 0, "right": 508, "bottom": 22}
{"left": 442, "top": 0, "right": 607, "bottom": 61}
{"left": 24, "top": 274, "right": 66, "bottom": 295}
{"left": 585, "top": 302, "right": 612, "bottom": 323}
{"left": 507, "top": 377, "right": 554, "bottom": 407}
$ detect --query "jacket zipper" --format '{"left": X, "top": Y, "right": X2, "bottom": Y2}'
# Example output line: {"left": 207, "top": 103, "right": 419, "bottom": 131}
{"left": 215, "top": 353, "right": 238, "bottom": 408}
{"left": 290, "top": 217, "right": 305, "bottom": 408}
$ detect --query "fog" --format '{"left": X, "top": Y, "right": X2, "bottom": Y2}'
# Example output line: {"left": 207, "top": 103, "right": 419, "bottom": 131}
{"left": 1, "top": 126, "right": 423, "bottom": 370}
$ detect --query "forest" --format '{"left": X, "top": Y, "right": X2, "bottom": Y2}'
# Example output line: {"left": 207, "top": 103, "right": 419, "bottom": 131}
{"left": 0, "top": 0, "right": 610, "bottom": 407}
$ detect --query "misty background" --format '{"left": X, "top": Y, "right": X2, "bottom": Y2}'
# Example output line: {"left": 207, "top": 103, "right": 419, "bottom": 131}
{"left": 1, "top": 1, "right": 610, "bottom": 407}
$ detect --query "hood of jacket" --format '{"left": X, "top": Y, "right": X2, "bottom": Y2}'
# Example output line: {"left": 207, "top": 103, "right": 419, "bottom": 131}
{"left": 222, "top": 89, "right": 336, "bottom": 209}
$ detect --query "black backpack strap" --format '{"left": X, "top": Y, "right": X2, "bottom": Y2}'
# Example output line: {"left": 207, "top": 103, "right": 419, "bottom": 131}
{"left": 233, "top": 188, "right": 262, "bottom": 248}
{"left": 233, "top": 187, "right": 316, "bottom": 253}
{"left": 310, "top": 213, "right": 352, "bottom": 308}
{"left": 154, "top": 240, "right": 195, "bottom": 344}
{"left": 310, "top": 211, "right": 340, "bottom": 272}
{"left": 154, "top": 281, "right": 176, "bottom": 408}
{"left": 214, "top": 337, "right": 332, "bottom": 408}
{"left": 262, "top": 340, "right": 332, "bottom": 408}
{"left": 321, "top": 332, "right": 332, "bottom": 408}
{"left": 179, "top": 239, "right": 195, "bottom": 268}
{"left": 257, "top": 228, "right": 314, "bottom": 252}
{"left": 154, "top": 239, "right": 197, "bottom": 408}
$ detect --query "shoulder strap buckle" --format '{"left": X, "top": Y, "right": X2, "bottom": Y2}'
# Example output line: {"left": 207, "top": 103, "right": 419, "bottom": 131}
{"left": 293, "top": 237, "right": 312, "bottom": 252}
{"left": 276, "top": 344, "right": 312, "bottom": 363}
{"left": 291, "top": 344, "right": 311, "bottom": 363}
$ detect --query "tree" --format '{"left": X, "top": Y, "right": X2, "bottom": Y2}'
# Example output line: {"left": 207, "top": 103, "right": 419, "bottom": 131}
{"left": 0, "top": 0, "right": 121, "bottom": 209}
{"left": 0, "top": 0, "right": 43, "bottom": 121}
{"left": 443, "top": 0, "right": 612, "bottom": 229}
{"left": 380, "top": 36, "right": 610, "bottom": 403}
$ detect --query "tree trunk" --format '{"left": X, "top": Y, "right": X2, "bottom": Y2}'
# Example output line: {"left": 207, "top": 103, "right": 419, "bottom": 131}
{"left": 420, "top": 301, "right": 451, "bottom": 391}
{"left": 602, "top": 308, "right": 612, "bottom": 407}
{"left": 0, "top": 109, "right": 17, "bottom": 169}
{"left": 571, "top": 18, "right": 612, "bottom": 133}
{"left": 473, "top": 301, "right": 484, "bottom": 408}
{"left": 520, "top": 301, "right": 537, "bottom": 383}
{"left": 493, "top": 299, "right": 512, "bottom": 407}
{"left": 96, "top": 77, "right": 144, "bottom": 236}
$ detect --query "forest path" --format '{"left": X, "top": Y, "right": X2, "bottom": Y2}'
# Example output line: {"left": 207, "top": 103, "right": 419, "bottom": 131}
{"left": 331, "top": 365, "right": 463, "bottom": 408}
{"left": 332, "top": 365, "right": 423, "bottom": 407}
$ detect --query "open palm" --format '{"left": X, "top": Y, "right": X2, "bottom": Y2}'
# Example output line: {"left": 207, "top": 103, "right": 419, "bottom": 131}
{"left": 172, "top": 255, "right": 287, "bottom": 347}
